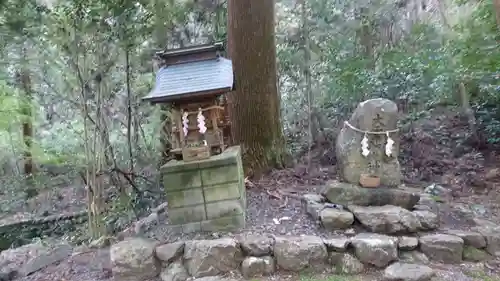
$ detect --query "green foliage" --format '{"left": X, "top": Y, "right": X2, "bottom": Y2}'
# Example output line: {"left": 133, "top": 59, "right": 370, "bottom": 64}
{"left": 277, "top": 0, "right": 500, "bottom": 154}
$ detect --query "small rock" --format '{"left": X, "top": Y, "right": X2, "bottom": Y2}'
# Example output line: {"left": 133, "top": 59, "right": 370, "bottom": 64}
{"left": 305, "top": 202, "right": 325, "bottom": 220}
{"left": 302, "top": 193, "right": 325, "bottom": 204}
{"left": 419, "top": 234, "right": 464, "bottom": 263}
{"left": 399, "top": 251, "right": 430, "bottom": 264}
{"left": 89, "top": 236, "right": 115, "bottom": 249}
{"left": 184, "top": 238, "right": 242, "bottom": 278}
{"left": 320, "top": 208, "right": 354, "bottom": 230}
{"left": 442, "top": 229, "right": 486, "bottom": 248}
{"left": 344, "top": 228, "right": 356, "bottom": 236}
{"left": 110, "top": 238, "right": 159, "bottom": 281}
{"left": 274, "top": 236, "right": 327, "bottom": 271}
{"left": 350, "top": 233, "right": 398, "bottom": 268}
{"left": 424, "top": 183, "right": 449, "bottom": 197}
{"left": 152, "top": 202, "right": 169, "bottom": 214}
{"left": 239, "top": 234, "right": 274, "bottom": 256}
{"left": 0, "top": 270, "right": 17, "bottom": 281}
{"left": 485, "top": 168, "right": 500, "bottom": 180}
{"left": 412, "top": 210, "right": 439, "bottom": 230}
{"left": 398, "top": 236, "right": 418, "bottom": 250}
{"left": 416, "top": 196, "right": 440, "bottom": 213}
{"left": 323, "top": 237, "right": 350, "bottom": 252}
{"left": 155, "top": 242, "right": 185, "bottom": 263}
{"left": 134, "top": 212, "right": 159, "bottom": 235}
{"left": 160, "top": 261, "right": 189, "bottom": 281}
{"left": 348, "top": 205, "right": 421, "bottom": 234}
{"left": 463, "top": 245, "right": 491, "bottom": 262}
{"left": 383, "top": 263, "right": 435, "bottom": 281}
{"left": 240, "top": 256, "right": 275, "bottom": 278}
{"left": 336, "top": 253, "right": 364, "bottom": 274}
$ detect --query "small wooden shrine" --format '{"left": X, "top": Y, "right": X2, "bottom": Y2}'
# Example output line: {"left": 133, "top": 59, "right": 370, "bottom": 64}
{"left": 143, "top": 42, "right": 234, "bottom": 162}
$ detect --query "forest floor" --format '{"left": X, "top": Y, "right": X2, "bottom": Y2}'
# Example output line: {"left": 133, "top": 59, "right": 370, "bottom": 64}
{"left": 3, "top": 107, "right": 500, "bottom": 281}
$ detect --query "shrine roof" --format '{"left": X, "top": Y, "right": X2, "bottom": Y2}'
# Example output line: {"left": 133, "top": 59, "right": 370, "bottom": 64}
{"left": 143, "top": 57, "right": 233, "bottom": 104}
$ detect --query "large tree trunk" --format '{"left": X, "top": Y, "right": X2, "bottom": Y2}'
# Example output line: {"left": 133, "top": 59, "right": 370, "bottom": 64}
{"left": 227, "top": 0, "right": 286, "bottom": 177}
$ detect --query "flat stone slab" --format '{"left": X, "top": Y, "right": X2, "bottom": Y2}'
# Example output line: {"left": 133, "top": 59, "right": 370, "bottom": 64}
{"left": 383, "top": 263, "right": 435, "bottom": 281}
{"left": 321, "top": 181, "right": 420, "bottom": 209}
{"left": 348, "top": 205, "right": 422, "bottom": 234}
{"left": 419, "top": 234, "right": 464, "bottom": 264}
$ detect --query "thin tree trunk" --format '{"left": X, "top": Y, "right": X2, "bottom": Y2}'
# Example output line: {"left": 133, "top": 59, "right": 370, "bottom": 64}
{"left": 301, "top": 0, "right": 313, "bottom": 169}
{"left": 227, "top": 0, "right": 287, "bottom": 177}
{"left": 19, "top": 46, "right": 33, "bottom": 177}
{"left": 125, "top": 49, "right": 135, "bottom": 183}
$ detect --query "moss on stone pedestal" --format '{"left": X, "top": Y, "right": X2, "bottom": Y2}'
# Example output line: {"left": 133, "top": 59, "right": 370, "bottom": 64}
{"left": 161, "top": 146, "right": 246, "bottom": 232}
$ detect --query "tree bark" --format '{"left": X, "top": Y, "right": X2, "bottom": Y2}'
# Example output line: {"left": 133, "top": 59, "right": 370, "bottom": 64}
{"left": 227, "top": 0, "right": 287, "bottom": 177}
{"left": 494, "top": 0, "right": 500, "bottom": 30}
{"left": 19, "top": 46, "right": 33, "bottom": 177}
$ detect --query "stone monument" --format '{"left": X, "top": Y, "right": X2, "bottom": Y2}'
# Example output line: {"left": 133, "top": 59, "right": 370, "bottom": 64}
{"left": 336, "top": 98, "right": 401, "bottom": 187}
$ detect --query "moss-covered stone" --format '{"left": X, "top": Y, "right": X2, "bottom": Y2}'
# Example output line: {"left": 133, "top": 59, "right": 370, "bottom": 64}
{"left": 168, "top": 205, "right": 206, "bottom": 224}
{"left": 203, "top": 182, "right": 241, "bottom": 202}
{"left": 166, "top": 188, "right": 205, "bottom": 208}
{"left": 161, "top": 145, "right": 246, "bottom": 232}
{"left": 463, "top": 245, "right": 491, "bottom": 261}
{"left": 163, "top": 170, "right": 202, "bottom": 191}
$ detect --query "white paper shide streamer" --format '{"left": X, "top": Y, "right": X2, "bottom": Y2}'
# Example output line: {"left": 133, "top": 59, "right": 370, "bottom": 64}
{"left": 182, "top": 111, "right": 189, "bottom": 137}
{"left": 385, "top": 132, "right": 394, "bottom": 157}
{"left": 197, "top": 108, "right": 208, "bottom": 146}
{"left": 361, "top": 133, "right": 370, "bottom": 157}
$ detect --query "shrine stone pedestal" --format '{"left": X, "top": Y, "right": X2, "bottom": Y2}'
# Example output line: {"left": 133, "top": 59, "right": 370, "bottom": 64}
{"left": 161, "top": 146, "right": 246, "bottom": 233}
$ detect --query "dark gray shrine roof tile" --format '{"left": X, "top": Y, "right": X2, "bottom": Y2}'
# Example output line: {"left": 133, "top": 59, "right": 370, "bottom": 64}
{"left": 143, "top": 57, "right": 233, "bottom": 103}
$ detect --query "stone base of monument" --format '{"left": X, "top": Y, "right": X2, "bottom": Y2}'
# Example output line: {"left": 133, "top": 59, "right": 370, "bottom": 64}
{"left": 303, "top": 181, "right": 439, "bottom": 234}
{"left": 161, "top": 146, "right": 246, "bottom": 234}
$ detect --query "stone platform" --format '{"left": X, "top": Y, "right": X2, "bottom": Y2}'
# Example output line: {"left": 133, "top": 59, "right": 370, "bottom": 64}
{"left": 162, "top": 146, "right": 246, "bottom": 233}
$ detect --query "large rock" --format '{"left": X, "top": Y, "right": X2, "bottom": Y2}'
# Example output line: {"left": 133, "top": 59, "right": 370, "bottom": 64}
{"left": 350, "top": 233, "right": 398, "bottom": 268}
{"left": 320, "top": 208, "right": 354, "bottom": 229}
{"left": 183, "top": 238, "right": 243, "bottom": 278}
{"left": 335, "top": 98, "right": 401, "bottom": 187}
{"left": 322, "top": 181, "right": 420, "bottom": 209}
{"left": 472, "top": 222, "right": 500, "bottom": 257}
{"left": 273, "top": 236, "right": 327, "bottom": 271}
{"left": 412, "top": 210, "right": 439, "bottom": 230}
{"left": 399, "top": 251, "right": 430, "bottom": 264}
{"left": 383, "top": 263, "right": 435, "bottom": 281}
{"left": 348, "top": 205, "right": 421, "bottom": 234}
{"left": 155, "top": 242, "right": 185, "bottom": 263}
{"left": 398, "top": 236, "right": 419, "bottom": 250}
{"left": 110, "top": 238, "right": 159, "bottom": 281}
{"left": 442, "top": 229, "right": 486, "bottom": 249}
{"left": 160, "top": 261, "right": 189, "bottom": 281}
{"left": 462, "top": 246, "right": 491, "bottom": 262}
{"left": 328, "top": 252, "right": 365, "bottom": 274}
{"left": 323, "top": 237, "right": 350, "bottom": 252}
{"left": 238, "top": 234, "right": 274, "bottom": 256}
{"left": 419, "top": 234, "right": 464, "bottom": 263}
